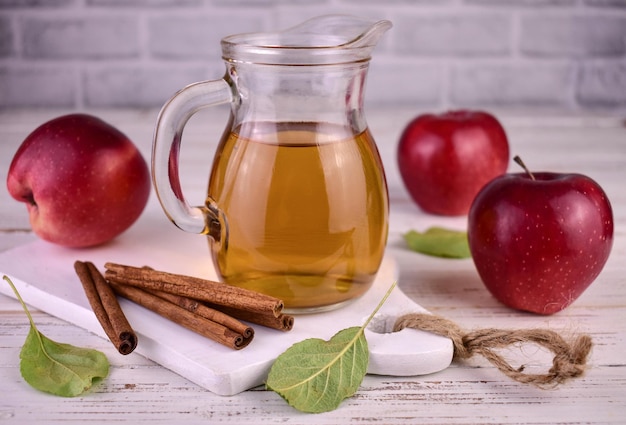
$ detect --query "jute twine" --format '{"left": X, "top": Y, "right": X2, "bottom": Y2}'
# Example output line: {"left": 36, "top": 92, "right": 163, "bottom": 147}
{"left": 393, "top": 313, "right": 593, "bottom": 389}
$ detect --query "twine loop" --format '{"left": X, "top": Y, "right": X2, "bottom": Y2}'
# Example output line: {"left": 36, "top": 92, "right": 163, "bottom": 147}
{"left": 393, "top": 313, "right": 592, "bottom": 389}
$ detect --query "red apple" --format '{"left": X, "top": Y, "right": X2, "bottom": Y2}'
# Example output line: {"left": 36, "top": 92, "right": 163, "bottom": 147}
{"left": 468, "top": 158, "right": 614, "bottom": 314}
{"left": 397, "top": 110, "right": 509, "bottom": 216}
{"left": 6, "top": 114, "right": 151, "bottom": 248}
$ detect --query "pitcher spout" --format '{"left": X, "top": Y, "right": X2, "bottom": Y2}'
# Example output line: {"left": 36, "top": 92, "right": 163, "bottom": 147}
{"left": 221, "top": 14, "right": 392, "bottom": 65}
{"left": 281, "top": 14, "right": 392, "bottom": 48}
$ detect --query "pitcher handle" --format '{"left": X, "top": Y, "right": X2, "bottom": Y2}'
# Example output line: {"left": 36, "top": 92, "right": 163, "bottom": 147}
{"left": 152, "top": 79, "right": 232, "bottom": 244}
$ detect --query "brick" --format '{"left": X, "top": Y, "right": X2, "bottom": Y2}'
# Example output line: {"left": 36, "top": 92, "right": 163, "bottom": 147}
{"left": 450, "top": 62, "right": 575, "bottom": 107}
{"left": 148, "top": 14, "right": 266, "bottom": 61}
{"left": 83, "top": 66, "right": 214, "bottom": 107}
{"left": 584, "top": 0, "right": 626, "bottom": 7}
{"left": 465, "top": 0, "right": 576, "bottom": 5}
{"left": 520, "top": 14, "right": 626, "bottom": 58}
{"left": 365, "top": 59, "right": 443, "bottom": 107}
{"left": 0, "top": 66, "right": 76, "bottom": 108}
{"left": 340, "top": 0, "right": 452, "bottom": 4}
{"left": 22, "top": 15, "right": 139, "bottom": 59}
{"left": 87, "top": 0, "right": 201, "bottom": 6}
{"left": 393, "top": 13, "right": 511, "bottom": 56}
{"left": 0, "top": 0, "right": 75, "bottom": 7}
{"left": 577, "top": 61, "right": 626, "bottom": 107}
{"left": 0, "top": 15, "right": 12, "bottom": 57}
{"left": 212, "top": 0, "right": 319, "bottom": 4}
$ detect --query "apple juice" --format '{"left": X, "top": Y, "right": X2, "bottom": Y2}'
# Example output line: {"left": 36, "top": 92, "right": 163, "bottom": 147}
{"left": 207, "top": 122, "right": 389, "bottom": 312}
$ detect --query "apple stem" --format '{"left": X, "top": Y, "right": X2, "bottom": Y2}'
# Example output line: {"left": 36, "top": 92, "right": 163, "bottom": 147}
{"left": 513, "top": 155, "right": 535, "bottom": 181}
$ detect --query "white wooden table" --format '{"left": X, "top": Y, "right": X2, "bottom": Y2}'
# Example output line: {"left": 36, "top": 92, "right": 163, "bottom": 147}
{"left": 1, "top": 108, "right": 624, "bottom": 424}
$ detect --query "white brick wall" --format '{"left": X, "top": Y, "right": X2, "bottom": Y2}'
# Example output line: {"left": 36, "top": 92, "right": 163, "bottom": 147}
{"left": 0, "top": 0, "right": 625, "bottom": 113}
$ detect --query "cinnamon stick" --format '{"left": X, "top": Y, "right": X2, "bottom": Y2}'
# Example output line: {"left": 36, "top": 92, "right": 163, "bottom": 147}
{"left": 110, "top": 282, "right": 253, "bottom": 350}
{"left": 205, "top": 302, "right": 294, "bottom": 332}
{"left": 149, "top": 289, "right": 254, "bottom": 339}
{"left": 74, "top": 261, "right": 138, "bottom": 355}
{"left": 104, "top": 262, "right": 284, "bottom": 317}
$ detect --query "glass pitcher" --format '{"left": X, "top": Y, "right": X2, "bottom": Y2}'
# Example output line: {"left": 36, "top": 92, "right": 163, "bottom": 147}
{"left": 152, "top": 15, "right": 392, "bottom": 313}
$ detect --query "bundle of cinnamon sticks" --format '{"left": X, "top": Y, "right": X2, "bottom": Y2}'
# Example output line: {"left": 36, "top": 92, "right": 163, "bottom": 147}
{"left": 74, "top": 261, "right": 294, "bottom": 353}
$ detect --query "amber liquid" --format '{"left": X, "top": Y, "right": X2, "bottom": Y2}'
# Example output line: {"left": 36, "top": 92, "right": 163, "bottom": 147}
{"left": 207, "top": 122, "right": 389, "bottom": 311}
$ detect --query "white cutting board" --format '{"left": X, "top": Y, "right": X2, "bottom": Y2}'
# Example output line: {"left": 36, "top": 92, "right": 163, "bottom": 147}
{"left": 0, "top": 210, "right": 453, "bottom": 396}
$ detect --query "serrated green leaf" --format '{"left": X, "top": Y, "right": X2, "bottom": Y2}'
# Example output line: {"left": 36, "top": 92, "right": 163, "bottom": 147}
{"left": 4, "top": 275, "right": 109, "bottom": 397}
{"left": 404, "top": 227, "right": 471, "bottom": 259}
{"left": 266, "top": 282, "right": 397, "bottom": 413}
{"left": 266, "top": 327, "right": 368, "bottom": 413}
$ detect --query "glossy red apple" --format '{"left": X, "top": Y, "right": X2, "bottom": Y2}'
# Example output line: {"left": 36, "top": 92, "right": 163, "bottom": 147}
{"left": 468, "top": 157, "right": 614, "bottom": 314}
{"left": 7, "top": 114, "right": 151, "bottom": 248}
{"left": 397, "top": 110, "right": 509, "bottom": 216}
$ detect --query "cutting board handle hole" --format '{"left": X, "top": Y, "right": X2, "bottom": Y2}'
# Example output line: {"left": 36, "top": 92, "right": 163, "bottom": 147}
{"left": 366, "top": 314, "right": 399, "bottom": 334}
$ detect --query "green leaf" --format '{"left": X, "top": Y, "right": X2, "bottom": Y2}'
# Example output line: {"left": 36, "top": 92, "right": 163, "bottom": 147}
{"left": 20, "top": 328, "right": 110, "bottom": 397}
{"left": 403, "top": 227, "right": 471, "bottom": 259}
{"left": 266, "top": 282, "right": 396, "bottom": 413}
{"left": 266, "top": 327, "right": 368, "bottom": 413}
{"left": 3, "top": 276, "right": 109, "bottom": 397}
